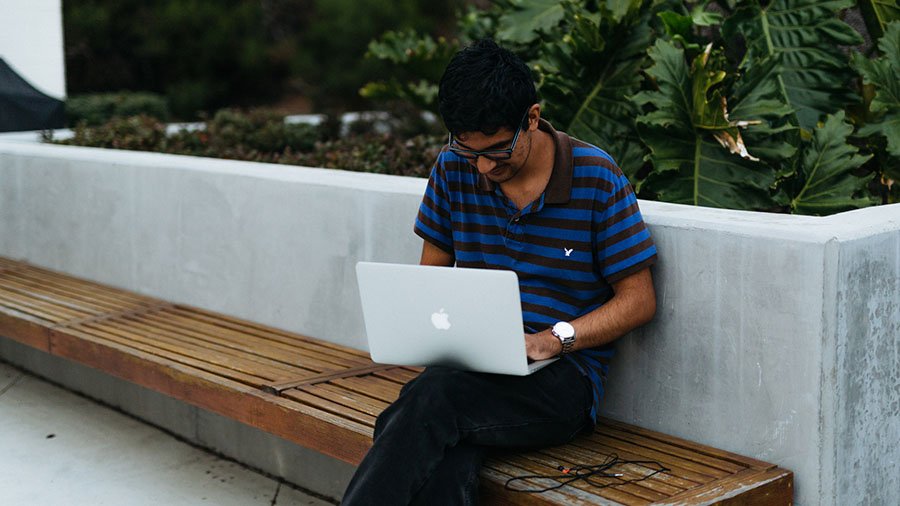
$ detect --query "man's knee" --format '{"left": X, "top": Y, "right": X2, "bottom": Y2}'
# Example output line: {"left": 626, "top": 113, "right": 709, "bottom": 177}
{"left": 408, "top": 367, "right": 478, "bottom": 409}
{"left": 416, "top": 366, "right": 468, "bottom": 389}
{"left": 374, "top": 367, "right": 470, "bottom": 438}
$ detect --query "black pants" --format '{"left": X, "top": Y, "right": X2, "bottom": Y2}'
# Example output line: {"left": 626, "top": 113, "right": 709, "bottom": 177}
{"left": 341, "top": 359, "right": 594, "bottom": 505}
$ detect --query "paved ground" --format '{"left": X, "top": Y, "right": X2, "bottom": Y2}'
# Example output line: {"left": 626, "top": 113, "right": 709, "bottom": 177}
{"left": 0, "top": 361, "right": 335, "bottom": 505}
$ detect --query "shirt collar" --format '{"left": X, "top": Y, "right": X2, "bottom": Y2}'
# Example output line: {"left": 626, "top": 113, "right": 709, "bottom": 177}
{"left": 475, "top": 119, "right": 573, "bottom": 204}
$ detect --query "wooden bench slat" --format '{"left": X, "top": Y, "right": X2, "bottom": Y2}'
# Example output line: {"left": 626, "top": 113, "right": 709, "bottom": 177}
{"left": 58, "top": 325, "right": 274, "bottom": 386}
{"left": 300, "top": 383, "right": 390, "bottom": 417}
{"left": 108, "top": 315, "right": 322, "bottom": 379}
{"left": 52, "top": 302, "right": 175, "bottom": 330}
{"left": 505, "top": 449, "right": 670, "bottom": 503}
{"left": 4, "top": 266, "right": 160, "bottom": 307}
{"left": 599, "top": 424, "right": 746, "bottom": 475}
{"left": 130, "top": 324, "right": 345, "bottom": 380}
{"left": 0, "top": 271, "right": 149, "bottom": 313}
{"left": 262, "top": 364, "right": 397, "bottom": 393}
{"left": 372, "top": 366, "right": 423, "bottom": 384}
{"left": 0, "top": 276, "right": 138, "bottom": 316}
{"left": 598, "top": 417, "right": 775, "bottom": 471}
{"left": 481, "top": 466, "right": 611, "bottom": 506}
{"left": 0, "top": 298, "right": 57, "bottom": 326}
{"left": 587, "top": 433, "right": 728, "bottom": 481}
{"left": 331, "top": 375, "right": 404, "bottom": 403}
{"left": 169, "top": 307, "right": 371, "bottom": 364}
{"left": 282, "top": 389, "right": 378, "bottom": 428}
{"left": 0, "top": 290, "right": 89, "bottom": 321}
{"left": 0, "top": 290, "right": 87, "bottom": 323}
{"left": 77, "top": 319, "right": 301, "bottom": 382}
{"left": 653, "top": 467, "right": 792, "bottom": 505}
{"left": 0, "top": 257, "right": 23, "bottom": 269}
{"left": 558, "top": 439, "right": 705, "bottom": 488}
{"left": 172, "top": 306, "right": 370, "bottom": 359}
{"left": 509, "top": 449, "right": 668, "bottom": 503}
{"left": 536, "top": 445, "right": 691, "bottom": 495}
{"left": 144, "top": 310, "right": 365, "bottom": 371}
{"left": 484, "top": 459, "right": 642, "bottom": 506}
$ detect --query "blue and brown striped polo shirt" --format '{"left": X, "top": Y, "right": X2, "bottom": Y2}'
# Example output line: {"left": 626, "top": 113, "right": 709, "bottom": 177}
{"left": 414, "top": 119, "right": 657, "bottom": 422}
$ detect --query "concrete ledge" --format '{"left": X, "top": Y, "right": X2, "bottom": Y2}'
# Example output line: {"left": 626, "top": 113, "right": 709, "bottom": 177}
{"left": 1, "top": 139, "right": 898, "bottom": 505}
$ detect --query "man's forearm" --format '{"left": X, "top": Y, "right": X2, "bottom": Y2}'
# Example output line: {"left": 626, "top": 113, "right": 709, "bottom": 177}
{"left": 525, "top": 268, "right": 656, "bottom": 359}
{"left": 570, "top": 278, "right": 656, "bottom": 350}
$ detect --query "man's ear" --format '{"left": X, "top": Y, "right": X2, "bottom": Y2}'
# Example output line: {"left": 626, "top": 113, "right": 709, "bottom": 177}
{"left": 528, "top": 103, "right": 541, "bottom": 131}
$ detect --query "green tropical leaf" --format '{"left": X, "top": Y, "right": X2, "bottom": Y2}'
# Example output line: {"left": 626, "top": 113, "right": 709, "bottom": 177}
{"left": 535, "top": 3, "right": 654, "bottom": 180}
{"left": 852, "top": 21, "right": 900, "bottom": 161}
{"left": 361, "top": 30, "right": 458, "bottom": 114}
{"left": 658, "top": 10, "right": 693, "bottom": 36}
{"left": 496, "top": 0, "right": 567, "bottom": 44}
{"left": 633, "top": 40, "right": 778, "bottom": 210}
{"left": 722, "top": 0, "right": 864, "bottom": 131}
{"left": 729, "top": 54, "right": 799, "bottom": 174}
{"left": 359, "top": 79, "right": 440, "bottom": 113}
{"left": 859, "top": 0, "right": 900, "bottom": 40}
{"left": 657, "top": 2, "right": 724, "bottom": 52}
{"left": 658, "top": 10, "right": 704, "bottom": 51}
{"left": 689, "top": 4, "right": 724, "bottom": 26}
{"left": 790, "top": 112, "right": 875, "bottom": 215}
{"left": 601, "top": 0, "right": 643, "bottom": 24}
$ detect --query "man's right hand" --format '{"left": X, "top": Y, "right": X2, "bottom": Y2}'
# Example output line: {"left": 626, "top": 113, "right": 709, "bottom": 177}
{"left": 525, "top": 330, "right": 562, "bottom": 361}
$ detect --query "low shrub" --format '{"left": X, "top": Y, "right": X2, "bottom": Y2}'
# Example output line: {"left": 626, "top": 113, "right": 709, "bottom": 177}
{"left": 58, "top": 115, "right": 168, "bottom": 151}
{"left": 65, "top": 92, "right": 170, "bottom": 126}
{"left": 45, "top": 110, "right": 443, "bottom": 177}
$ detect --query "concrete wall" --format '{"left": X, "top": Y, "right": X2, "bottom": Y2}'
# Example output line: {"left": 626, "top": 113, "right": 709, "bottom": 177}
{"left": 828, "top": 229, "right": 899, "bottom": 504}
{"left": 0, "top": 0, "right": 66, "bottom": 98}
{"left": 1, "top": 138, "right": 898, "bottom": 505}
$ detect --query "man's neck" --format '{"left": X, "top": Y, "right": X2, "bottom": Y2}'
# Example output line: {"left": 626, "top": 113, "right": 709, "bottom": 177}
{"left": 501, "top": 129, "right": 555, "bottom": 200}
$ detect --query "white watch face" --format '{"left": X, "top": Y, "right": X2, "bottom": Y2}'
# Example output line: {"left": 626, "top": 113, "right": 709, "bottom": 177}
{"left": 553, "top": 321, "right": 575, "bottom": 339}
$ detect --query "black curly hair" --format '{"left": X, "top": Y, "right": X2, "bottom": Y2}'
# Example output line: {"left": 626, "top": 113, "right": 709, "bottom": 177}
{"left": 438, "top": 38, "right": 538, "bottom": 137}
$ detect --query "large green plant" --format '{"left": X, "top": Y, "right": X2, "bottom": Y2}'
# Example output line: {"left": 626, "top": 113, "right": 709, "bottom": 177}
{"left": 853, "top": 21, "right": 900, "bottom": 160}
{"left": 359, "top": 30, "right": 461, "bottom": 115}
{"left": 533, "top": 1, "right": 656, "bottom": 181}
{"left": 632, "top": 40, "right": 786, "bottom": 209}
{"left": 852, "top": 21, "right": 900, "bottom": 202}
{"left": 722, "top": 0, "right": 864, "bottom": 132}
{"left": 363, "top": 0, "right": 898, "bottom": 214}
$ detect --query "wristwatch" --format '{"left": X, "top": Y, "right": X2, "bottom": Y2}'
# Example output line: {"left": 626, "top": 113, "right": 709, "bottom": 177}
{"left": 551, "top": 321, "right": 576, "bottom": 355}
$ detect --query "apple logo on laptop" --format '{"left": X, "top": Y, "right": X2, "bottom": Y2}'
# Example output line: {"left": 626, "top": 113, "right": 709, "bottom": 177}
{"left": 431, "top": 308, "right": 451, "bottom": 330}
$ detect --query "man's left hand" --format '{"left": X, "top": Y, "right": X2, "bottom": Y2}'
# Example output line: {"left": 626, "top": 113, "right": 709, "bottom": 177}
{"left": 525, "top": 330, "right": 562, "bottom": 361}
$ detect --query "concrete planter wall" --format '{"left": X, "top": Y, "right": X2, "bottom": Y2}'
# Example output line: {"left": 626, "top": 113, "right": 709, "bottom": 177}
{"left": 1, "top": 138, "right": 898, "bottom": 505}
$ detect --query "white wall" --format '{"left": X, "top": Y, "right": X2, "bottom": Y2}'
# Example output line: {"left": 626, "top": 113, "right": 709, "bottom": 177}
{"left": 0, "top": 0, "right": 66, "bottom": 98}
{"left": 1, "top": 139, "right": 898, "bottom": 505}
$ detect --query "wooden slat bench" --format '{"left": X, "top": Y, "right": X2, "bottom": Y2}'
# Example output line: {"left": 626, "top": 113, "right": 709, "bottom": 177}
{"left": 0, "top": 256, "right": 793, "bottom": 505}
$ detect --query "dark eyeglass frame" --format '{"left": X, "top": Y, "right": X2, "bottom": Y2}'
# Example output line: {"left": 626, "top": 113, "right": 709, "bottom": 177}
{"left": 447, "top": 109, "right": 531, "bottom": 161}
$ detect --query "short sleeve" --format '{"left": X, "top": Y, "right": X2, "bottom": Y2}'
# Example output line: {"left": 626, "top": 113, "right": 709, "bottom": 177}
{"left": 414, "top": 159, "right": 454, "bottom": 254}
{"left": 595, "top": 169, "right": 657, "bottom": 283}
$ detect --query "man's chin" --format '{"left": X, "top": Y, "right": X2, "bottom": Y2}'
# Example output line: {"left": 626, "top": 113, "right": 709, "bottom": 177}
{"left": 487, "top": 168, "right": 516, "bottom": 183}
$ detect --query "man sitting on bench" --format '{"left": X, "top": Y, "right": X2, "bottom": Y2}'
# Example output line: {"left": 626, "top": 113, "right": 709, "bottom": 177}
{"left": 342, "top": 38, "right": 658, "bottom": 505}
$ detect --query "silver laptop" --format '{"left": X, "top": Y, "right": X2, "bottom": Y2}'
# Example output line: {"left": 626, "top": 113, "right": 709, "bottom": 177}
{"left": 356, "top": 262, "right": 558, "bottom": 376}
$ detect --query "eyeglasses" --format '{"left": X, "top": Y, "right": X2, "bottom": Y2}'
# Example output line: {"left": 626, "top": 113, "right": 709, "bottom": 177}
{"left": 447, "top": 109, "right": 531, "bottom": 161}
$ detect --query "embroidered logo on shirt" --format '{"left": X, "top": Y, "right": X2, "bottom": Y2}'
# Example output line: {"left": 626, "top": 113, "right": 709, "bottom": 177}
{"left": 564, "top": 248, "right": 574, "bottom": 257}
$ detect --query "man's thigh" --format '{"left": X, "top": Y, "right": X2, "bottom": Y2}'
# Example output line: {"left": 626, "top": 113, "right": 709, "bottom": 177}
{"left": 393, "top": 359, "right": 593, "bottom": 449}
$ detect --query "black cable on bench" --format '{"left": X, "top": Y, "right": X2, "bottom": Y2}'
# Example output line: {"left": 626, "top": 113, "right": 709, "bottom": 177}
{"left": 504, "top": 453, "right": 669, "bottom": 494}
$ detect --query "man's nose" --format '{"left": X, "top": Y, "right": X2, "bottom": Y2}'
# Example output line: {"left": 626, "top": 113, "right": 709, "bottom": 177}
{"left": 474, "top": 156, "right": 497, "bottom": 174}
